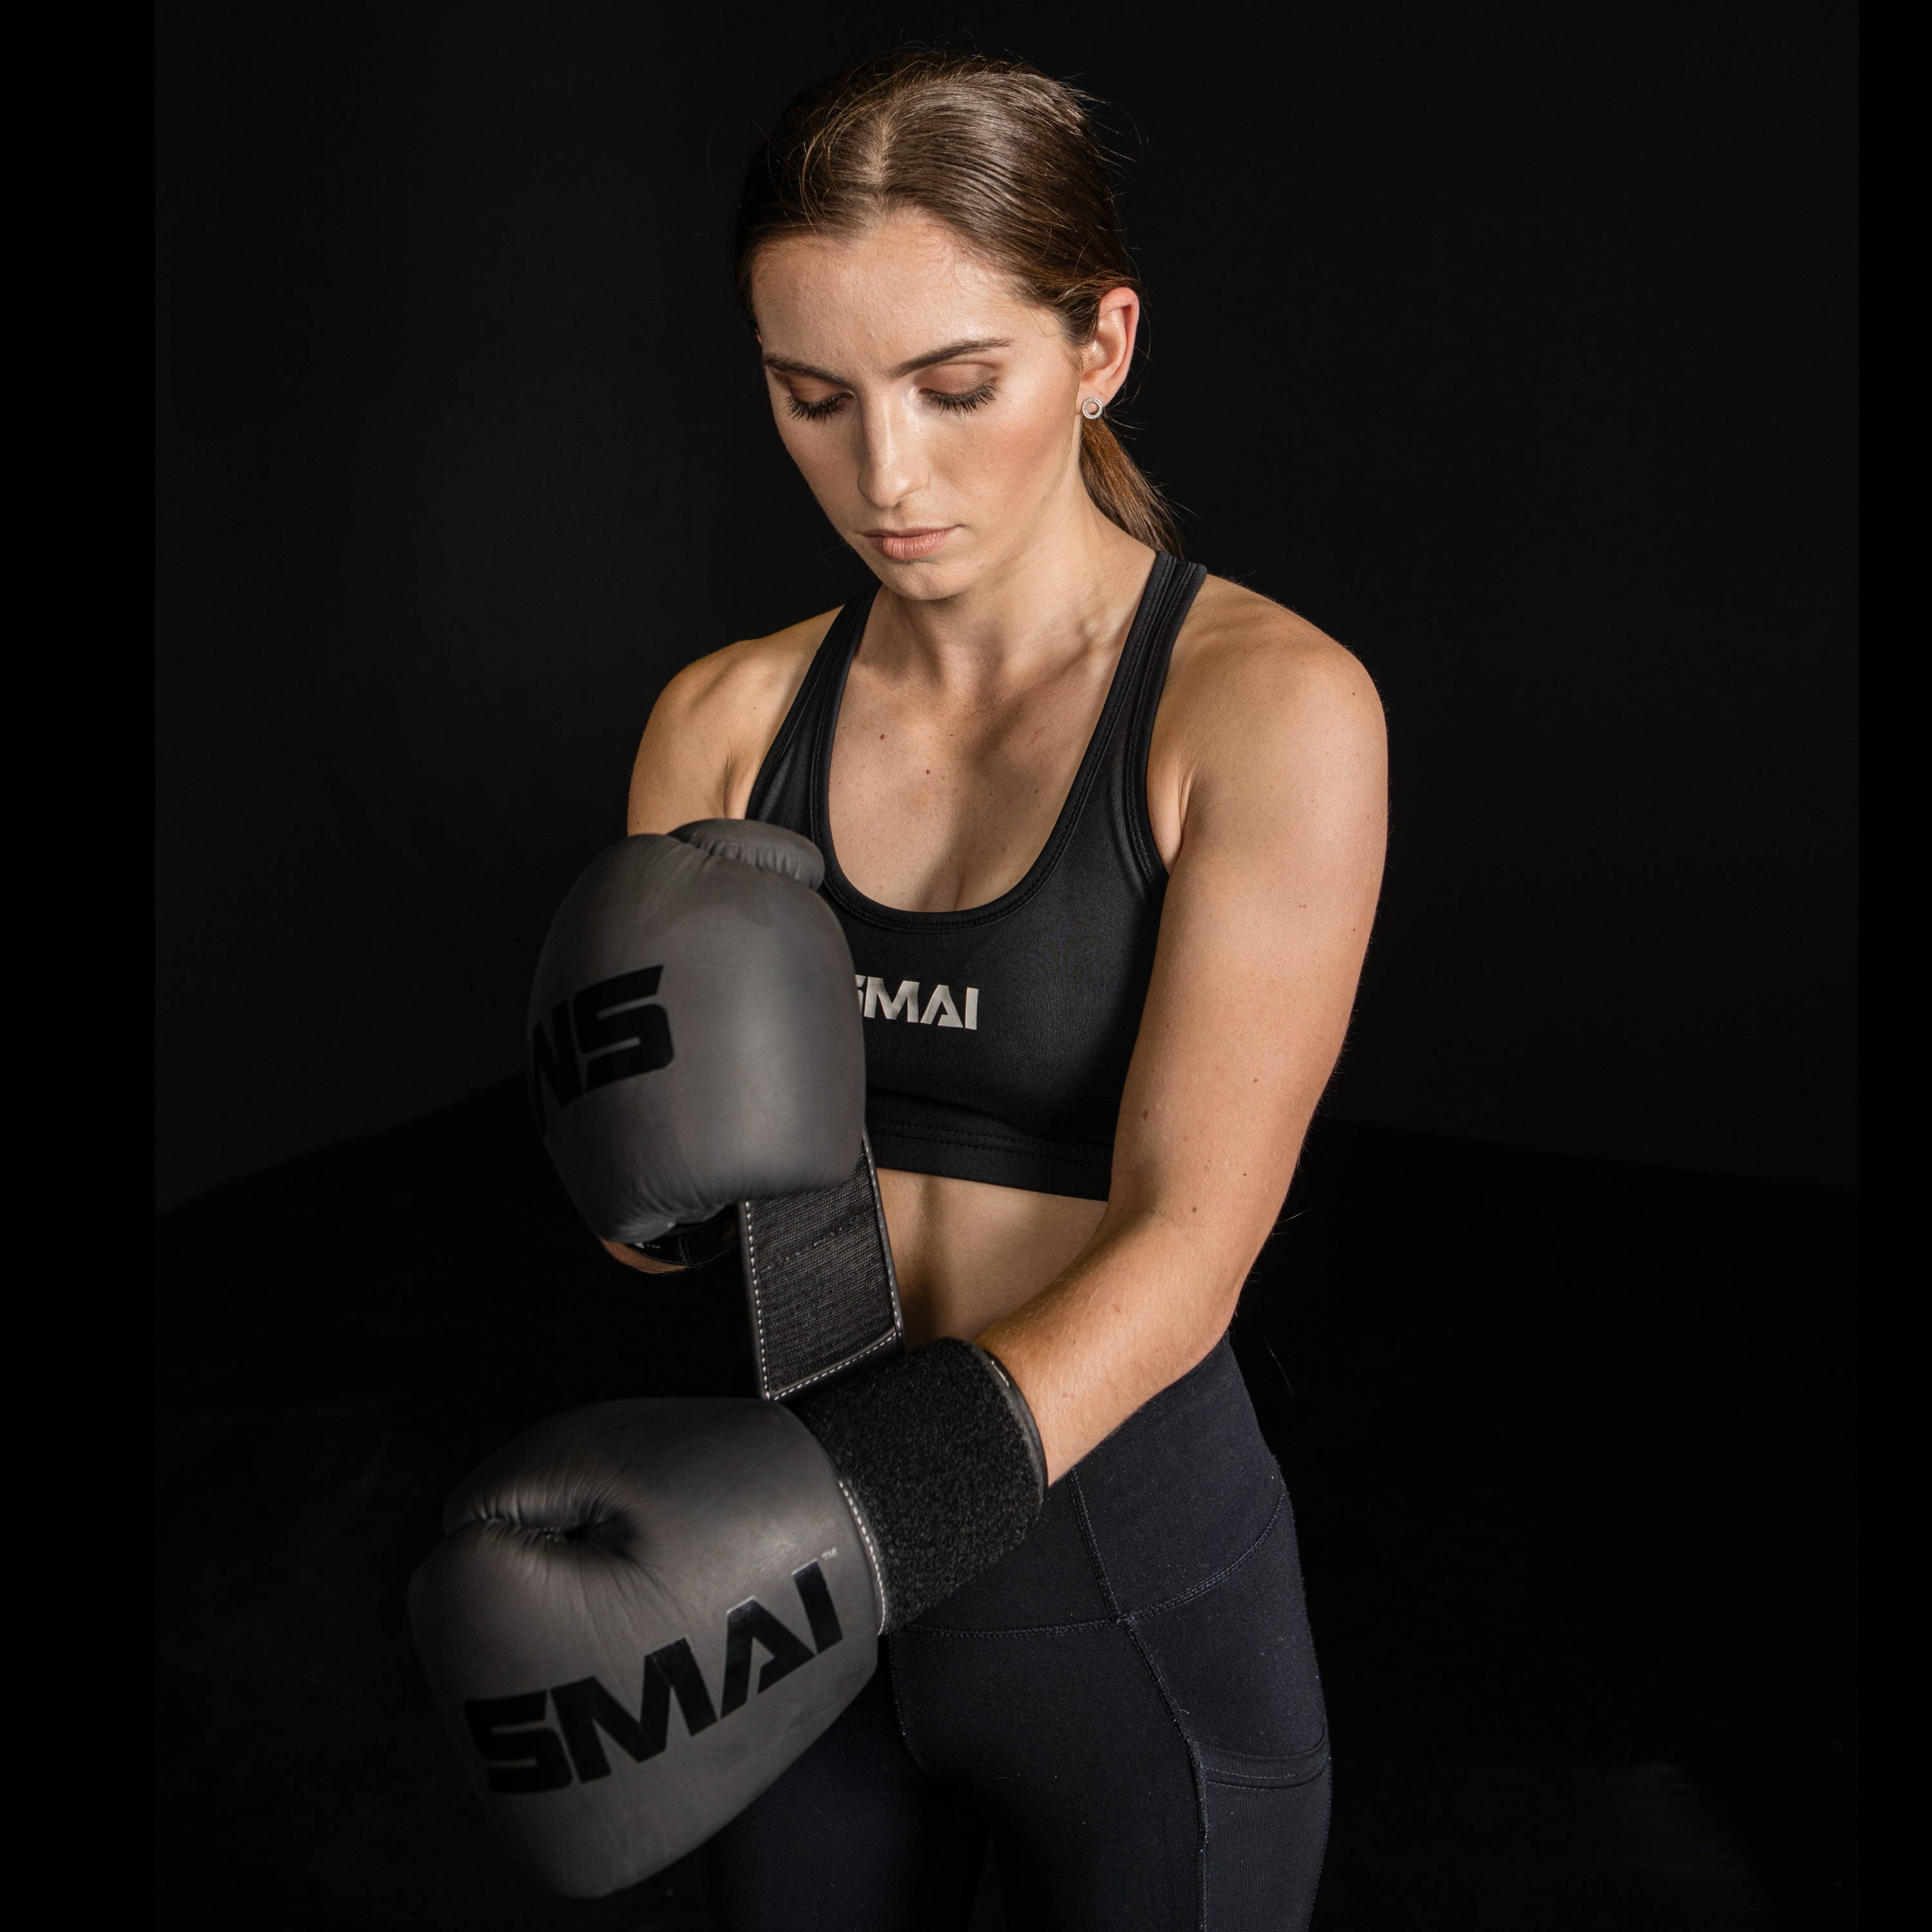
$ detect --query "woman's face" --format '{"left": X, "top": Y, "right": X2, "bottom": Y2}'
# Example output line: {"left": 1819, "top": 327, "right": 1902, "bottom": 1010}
{"left": 751, "top": 209, "right": 1136, "bottom": 598}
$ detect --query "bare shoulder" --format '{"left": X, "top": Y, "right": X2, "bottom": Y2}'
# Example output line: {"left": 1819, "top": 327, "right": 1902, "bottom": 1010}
{"left": 648, "top": 607, "right": 838, "bottom": 744}
{"left": 629, "top": 607, "right": 841, "bottom": 832}
{"left": 1148, "top": 575, "right": 1385, "bottom": 849}
{"left": 1167, "top": 574, "right": 1381, "bottom": 734}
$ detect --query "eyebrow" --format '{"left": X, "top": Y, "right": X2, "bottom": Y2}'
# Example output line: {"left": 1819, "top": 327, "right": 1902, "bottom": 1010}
{"left": 761, "top": 337, "right": 1014, "bottom": 384}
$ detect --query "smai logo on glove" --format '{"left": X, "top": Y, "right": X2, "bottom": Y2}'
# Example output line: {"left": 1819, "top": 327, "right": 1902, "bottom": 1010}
{"left": 528, "top": 966, "right": 672, "bottom": 1123}
{"left": 466, "top": 1556, "right": 847, "bottom": 1795}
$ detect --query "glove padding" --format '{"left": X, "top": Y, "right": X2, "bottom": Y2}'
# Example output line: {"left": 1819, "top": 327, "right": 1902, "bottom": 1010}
{"left": 408, "top": 1343, "right": 1045, "bottom": 1897}
{"left": 407, "top": 1398, "right": 880, "bottom": 1899}
{"left": 527, "top": 820, "right": 864, "bottom": 1247}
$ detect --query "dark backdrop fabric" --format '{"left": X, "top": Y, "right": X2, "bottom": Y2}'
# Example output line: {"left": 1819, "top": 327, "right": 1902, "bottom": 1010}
{"left": 155, "top": 1, "right": 1857, "bottom": 1207}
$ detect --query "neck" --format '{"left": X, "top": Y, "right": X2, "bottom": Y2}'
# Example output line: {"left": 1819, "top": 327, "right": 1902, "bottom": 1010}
{"left": 866, "top": 486, "right": 1155, "bottom": 688}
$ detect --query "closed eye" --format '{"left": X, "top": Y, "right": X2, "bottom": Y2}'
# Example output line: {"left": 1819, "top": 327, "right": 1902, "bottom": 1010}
{"left": 784, "top": 390, "right": 849, "bottom": 422}
{"left": 782, "top": 380, "right": 998, "bottom": 422}
{"left": 926, "top": 381, "right": 996, "bottom": 413}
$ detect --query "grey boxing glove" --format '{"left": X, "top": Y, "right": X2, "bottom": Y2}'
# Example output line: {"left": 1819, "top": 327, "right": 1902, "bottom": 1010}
{"left": 527, "top": 821, "right": 864, "bottom": 1248}
{"left": 407, "top": 1341, "right": 1043, "bottom": 1898}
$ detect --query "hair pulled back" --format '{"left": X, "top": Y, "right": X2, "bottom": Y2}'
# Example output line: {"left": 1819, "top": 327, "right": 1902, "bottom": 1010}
{"left": 735, "top": 50, "right": 1180, "bottom": 556}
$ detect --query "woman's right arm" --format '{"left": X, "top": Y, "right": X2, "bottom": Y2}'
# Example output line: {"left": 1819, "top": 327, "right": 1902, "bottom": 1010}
{"left": 627, "top": 618, "right": 833, "bottom": 835}
{"left": 601, "top": 623, "right": 828, "bottom": 1273}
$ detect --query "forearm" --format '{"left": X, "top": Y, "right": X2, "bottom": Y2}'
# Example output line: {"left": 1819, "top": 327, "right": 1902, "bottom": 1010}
{"left": 976, "top": 1206, "right": 1251, "bottom": 1482}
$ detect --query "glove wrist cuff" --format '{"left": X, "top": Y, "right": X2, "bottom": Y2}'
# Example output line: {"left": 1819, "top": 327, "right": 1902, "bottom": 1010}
{"left": 977, "top": 1346, "right": 1048, "bottom": 1499}
{"left": 790, "top": 1338, "right": 1046, "bottom": 1633}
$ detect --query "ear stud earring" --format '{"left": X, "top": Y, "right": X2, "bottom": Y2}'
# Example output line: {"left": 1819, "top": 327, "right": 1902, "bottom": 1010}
{"left": 1081, "top": 396, "right": 1104, "bottom": 421}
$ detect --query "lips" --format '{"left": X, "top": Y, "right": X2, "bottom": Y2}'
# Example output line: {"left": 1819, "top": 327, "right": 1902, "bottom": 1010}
{"left": 862, "top": 526, "right": 955, "bottom": 562}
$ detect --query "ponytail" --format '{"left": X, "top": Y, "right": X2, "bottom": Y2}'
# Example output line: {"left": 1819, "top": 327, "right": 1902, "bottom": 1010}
{"left": 1079, "top": 415, "right": 1181, "bottom": 554}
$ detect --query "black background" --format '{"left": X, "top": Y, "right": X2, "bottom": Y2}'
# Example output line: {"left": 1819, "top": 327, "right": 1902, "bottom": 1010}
{"left": 155, "top": 5, "right": 1857, "bottom": 1927}
{"left": 156, "top": 1092, "right": 1855, "bottom": 1928}
{"left": 156, "top": 0, "right": 1857, "bottom": 1209}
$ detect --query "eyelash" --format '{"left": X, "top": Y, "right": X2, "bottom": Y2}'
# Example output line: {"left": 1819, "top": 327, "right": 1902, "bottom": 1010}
{"left": 784, "top": 381, "right": 997, "bottom": 422}
{"left": 929, "top": 381, "right": 996, "bottom": 414}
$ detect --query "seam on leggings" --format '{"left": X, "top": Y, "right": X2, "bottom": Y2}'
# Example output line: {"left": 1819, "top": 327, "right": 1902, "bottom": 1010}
{"left": 1194, "top": 1724, "right": 1331, "bottom": 1770}
{"left": 882, "top": 1634, "right": 938, "bottom": 1777}
{"left": 1124, "top": 1486, "right": 1289, "bottom": 1627}
{"left": 1200, "top": 1757, "right": 1331, "bottom": 1792}
{"left": 1197, "top": 1726, "right": 1332, "bottom": 1790}
{"left": 898, "top": 1614, "right": 1117, "bottom": 1640}
{"left": 1071, "top": 1473, "right": 1211, "bottom": 1932}
{"left": 1066, "top": 1469, "right": 1124, "bottom": 1619}
{"left": 900, "top": 1484, "right": 1289, "bottom": 1641}
{"left": 1308, "top": 1763, "right": 1332, "bottom": 1926}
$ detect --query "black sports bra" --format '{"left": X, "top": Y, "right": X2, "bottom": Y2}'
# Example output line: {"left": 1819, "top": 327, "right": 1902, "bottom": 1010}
{"left": 747, "top": 552, "right": 1208, "bottom": 1200}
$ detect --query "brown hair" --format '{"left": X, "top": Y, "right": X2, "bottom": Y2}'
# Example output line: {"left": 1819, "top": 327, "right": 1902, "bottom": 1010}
{"left": 735, "top": 51, "right": 1181, "bottom": 556}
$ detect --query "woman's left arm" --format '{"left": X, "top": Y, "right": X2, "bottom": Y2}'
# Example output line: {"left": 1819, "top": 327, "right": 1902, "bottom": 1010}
{"left": 979, "top": 617, "right": 1388, "bottom": 1479}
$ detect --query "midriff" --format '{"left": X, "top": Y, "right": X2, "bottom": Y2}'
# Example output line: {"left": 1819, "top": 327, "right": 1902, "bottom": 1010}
{"left": 877, "top": 1166, "right": 1108, "bottom": 1347}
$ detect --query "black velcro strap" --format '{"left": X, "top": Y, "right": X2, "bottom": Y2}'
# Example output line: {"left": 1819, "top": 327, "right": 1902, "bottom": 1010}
{"left": 739, "top": 1134, "right": 904, "bottom": 1401}
{"left": 788, "top": 1338, "right": 1045, "bottom": 1631}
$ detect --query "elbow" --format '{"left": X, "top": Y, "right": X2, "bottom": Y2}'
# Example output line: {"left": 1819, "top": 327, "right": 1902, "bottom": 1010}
{"left": 1132, "top": 1218, "right": 1254, "bottom": 1381}
{"left": 1195, "top": 1272, "right": 1248, "bottom": 1369}
{"left": 1126, "top": 1204, "right": 1262, "bottom": 1330}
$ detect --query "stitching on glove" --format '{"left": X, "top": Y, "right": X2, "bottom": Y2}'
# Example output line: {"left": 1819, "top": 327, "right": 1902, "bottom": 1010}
{"left": 829, "top": 1470, "right": 890, "bottom": 1634}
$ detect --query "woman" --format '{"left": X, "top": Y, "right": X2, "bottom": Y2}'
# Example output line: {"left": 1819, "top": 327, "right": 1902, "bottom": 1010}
{"left": 623, "top": 52, "right": 1384, "bottom": 1932}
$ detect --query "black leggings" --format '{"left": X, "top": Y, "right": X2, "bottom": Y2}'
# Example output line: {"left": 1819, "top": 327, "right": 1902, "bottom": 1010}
{"left": 705, "top": 1337, "right": 1330, "bottom": 1930}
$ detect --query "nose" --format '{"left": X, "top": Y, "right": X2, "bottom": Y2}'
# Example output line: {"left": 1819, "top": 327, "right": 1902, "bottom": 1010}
{"left": 854, "top": 396, "right": 925, "bottom": 511}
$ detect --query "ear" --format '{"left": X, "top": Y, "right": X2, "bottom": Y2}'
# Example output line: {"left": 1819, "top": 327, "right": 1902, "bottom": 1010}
{"left": 1083, "top": 287, "right": 1141, "bottom": 404}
